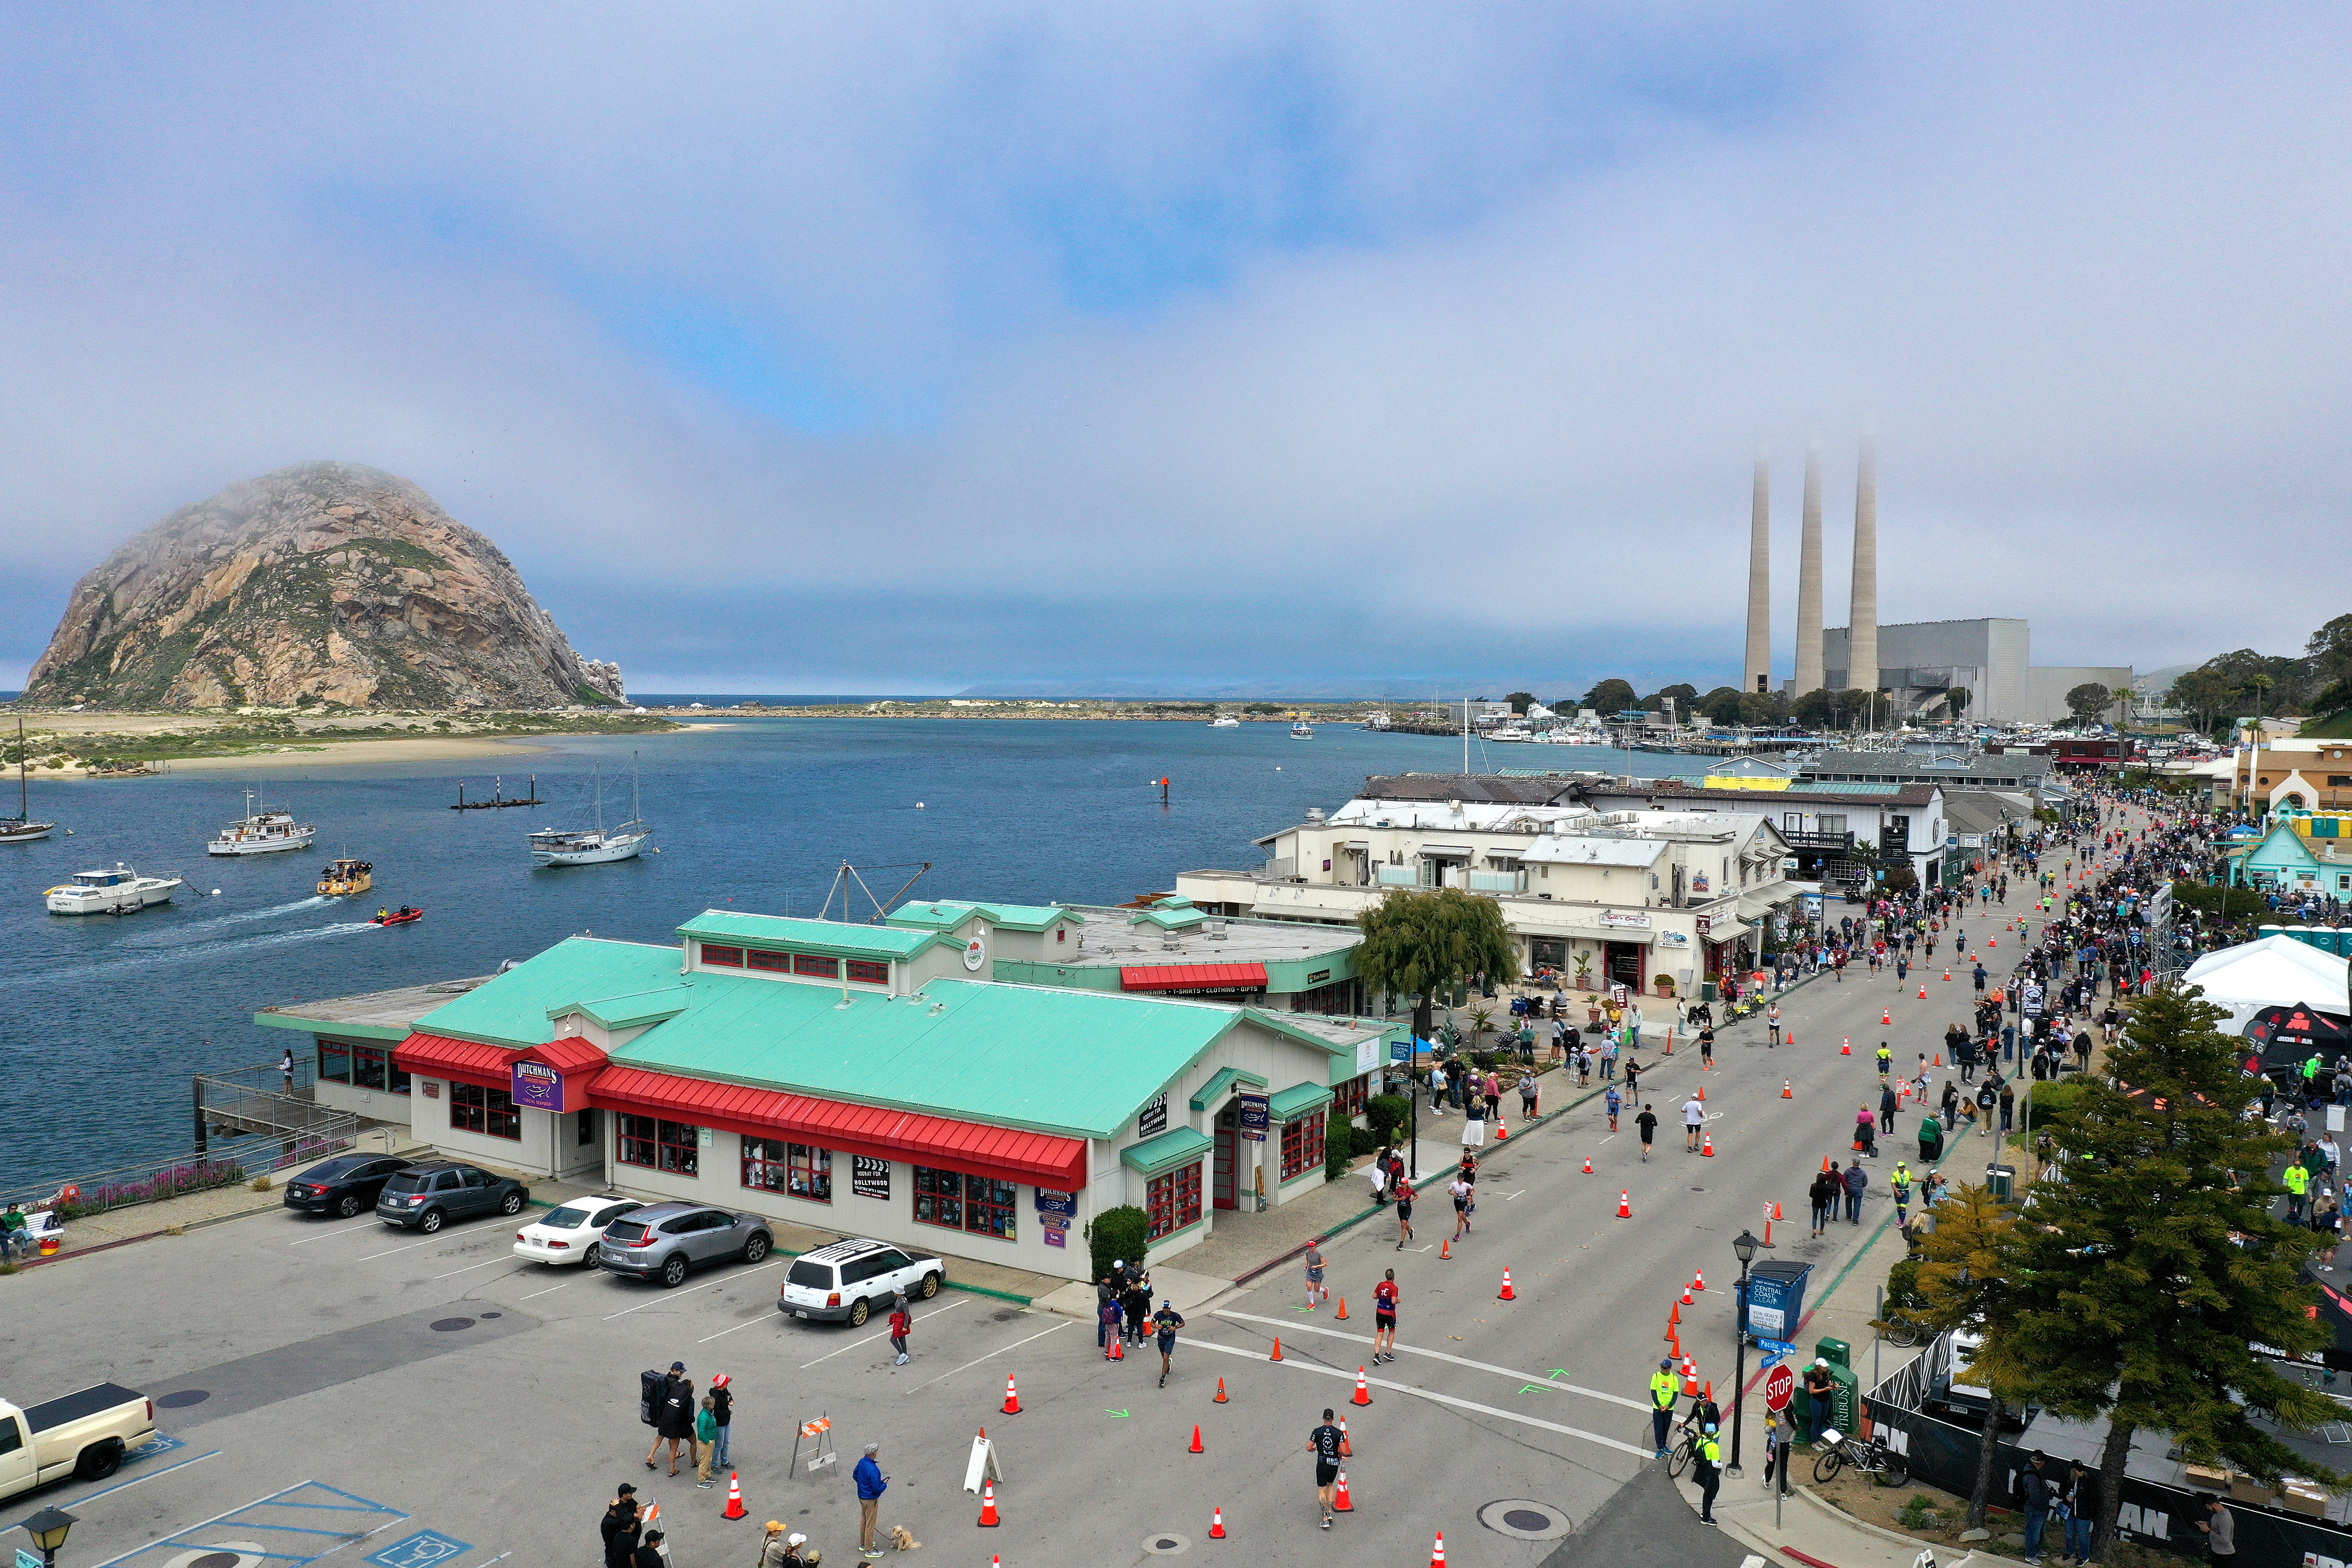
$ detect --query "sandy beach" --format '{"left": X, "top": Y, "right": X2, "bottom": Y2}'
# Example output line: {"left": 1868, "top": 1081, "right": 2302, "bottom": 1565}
{"left": 156, "top": 735, "right": 558, "bottom": 771}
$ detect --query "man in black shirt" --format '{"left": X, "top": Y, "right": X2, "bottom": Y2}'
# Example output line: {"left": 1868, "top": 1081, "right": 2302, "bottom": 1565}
{"left": 1634, "top": 1103, "right": 1658, "bottom": 1161}
{"left": 1308, "top": 1407, "right": 1345, "bottom": 1528}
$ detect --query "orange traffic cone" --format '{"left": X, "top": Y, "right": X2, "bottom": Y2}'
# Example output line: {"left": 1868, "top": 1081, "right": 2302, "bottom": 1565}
{"left": 1214, "top": 1376, "right": 1229, "bottom": 1403}
{"left": 1822, "top": 1155, "right": 1833, "bottom": 1172}
{"left": 1439, "top": 1237, "right": 1452, "bottom": 1260}
{"left": 1354, "top": 1366, "right": 1374, "bottom": 1404}
{"left": 1782, "top": 1078, "right": 1794, "bottom": 1098}
{"left": 1109, "top": 1335, "right": 1124, "bottom": 1360}
{"left": 1841, "top": 1038, "right": 1852, "bottom": 1056}
{"left": 1669, "top": 1299, "right": 1681, "bottom": 1325}
{"left": 1209, "top": 1506, "right": 1227, "bottom": 1540}
{"left": 1339, "top": 1416, "right": 1353, "bottom": 1455}
{"left": 1681, "top": 1357, "right": 1700, "bottom": 1396}
{"left": 1694, "top": 1271, "right": 1705, "bottom": 1292}
{"left": 1582, "top": 1156, "right": 1594, "bottom": 1174}
{"left": 1934, "top": 1053, "right": 1943, "bottom": 1067}
{"left": 1333, "top": 1470, "right": 1354, "bottom": 1511}
{"left": 977, "top": 1481, "right": 1001, "bottom": 1527}
{"left": 1269, "top": 1338, "right": 1283, "bottom": 1361}
{"left": 722, "top": 1471, "right": 747, "bottom": 1520}
{"left": 1335, "top": 1297, "right": 1349, "bottom": 1320}
{"left": 1680, "top": 1284, "right": 1694, "bottom": 1305}
{"left": 1431, "top": 1532, "right": 1446, "bottom": 1567}
{"left": 1772, "top": 1200, "right": 1784, "bottom": 1220}
{"left": 1497, "top": 1270, "right": 1516, "bottom": 1302}
{"left": 1697, "top": 1085, "right": 1706, "bottom": 1102}
{"left": 1882, "top": 1008, "right": 1893, "bottom": 1025}
{"left": 1786, "top": 1031, "right": 1797, "bottom": 1048}
{"left": 1944, "top": 968, "right": 1952, "bottom": 981}
{"left": 1701, "top": 1132, "right": 1715, "bottom": 1156}
{"left": 1618, "top": 1190, "right": 1632, "bottom": 1218}
{"left": 1190, "top": 1424, "right": 1205, "bottom": 1454}
{"left": 1002, "top": 1374, "right": 1022, "bottom": 1415}
{"left": 1918, "top": 983, "right": 1927, "bottom": 999}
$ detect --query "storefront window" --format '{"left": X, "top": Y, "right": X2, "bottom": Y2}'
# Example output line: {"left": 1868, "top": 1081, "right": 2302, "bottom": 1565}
{"left": 913, "top": 1167, "right": 1017, "bottom": 1240}
{"left": 1529, "top": 937, "right": 1568, "bottom": 974}
{"left": 1333, "top": 1075, "right": 1369, "bottom": 1120}
{"left": 352, "top": 1044, "right": 407, "bottom": 1093}
{"left": 1280, "top": 1112, "right": 1326, "bottom": 1182}
{"left": 451, "top": 1082, "right": 522, "bottom": 1141}
{"left": 619, "top": 1114, "right": 700, "bottom": 1176}
{"left": 317, "top": 1041, "right": 351, "bottom": 1083}
{"left": 1145, "top": 1162, "right": 1203, "bottom": 1240}
{"left": 741, "top": 1136, "right": 786, "bottom": 1193}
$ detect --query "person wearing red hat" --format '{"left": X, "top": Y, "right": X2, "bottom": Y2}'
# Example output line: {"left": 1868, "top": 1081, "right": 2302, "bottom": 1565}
{"left": 709, "top": 1372, "right": 733, "bottom": 1474}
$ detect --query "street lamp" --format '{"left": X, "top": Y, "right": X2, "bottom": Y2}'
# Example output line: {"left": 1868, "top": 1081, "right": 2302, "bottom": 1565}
{"left": 23, "top": 1505, "right": 77, "bottom": 1567}
{"left": 1727, "top": 1228, "right": 1762, "bottom": 1477}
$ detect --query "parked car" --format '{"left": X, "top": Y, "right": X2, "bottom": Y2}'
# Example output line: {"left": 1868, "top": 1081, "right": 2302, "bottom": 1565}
{"left": 282, "top": 1154, "right": 416, "bottom": 1219}
{"left": 513, "top": 1195, "right": 644, "bottom": 1266}
{"left": 0, "top": 1384, "right": 155, "bottom": 1499}
{"left": 373, "top": 1161, "right": 530, "bottom": 1232}
{"left": 778, "top": 1237, "right": 944, "bottom": 1325}
{"left": 596, "top": 1201, "right": 773, "bottom": 1287}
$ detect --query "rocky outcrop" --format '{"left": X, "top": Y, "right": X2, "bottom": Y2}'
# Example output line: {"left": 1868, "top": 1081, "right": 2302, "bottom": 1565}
{"left": 24, "top": 462, "right": 627, "bottom": 710}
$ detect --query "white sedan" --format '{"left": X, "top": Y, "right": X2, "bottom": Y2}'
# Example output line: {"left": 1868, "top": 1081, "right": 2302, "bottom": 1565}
{"left": 514, "top": 1195, "right": 644, "bottom": 1265}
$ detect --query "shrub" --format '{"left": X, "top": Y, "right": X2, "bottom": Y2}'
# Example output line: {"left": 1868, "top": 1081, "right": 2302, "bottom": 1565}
{"left": 2025, "top": 1079, "right": 2088, "bottom": 1130}
{"left": 1325, "top": 1120, "right": 1354, "bottom": 1182}
{"left": 1366, "top": 1093, "right": 1412, "bottom": 1148}
{"left": 1085, "top": 1204, "right": 1150, "bottom": 1281}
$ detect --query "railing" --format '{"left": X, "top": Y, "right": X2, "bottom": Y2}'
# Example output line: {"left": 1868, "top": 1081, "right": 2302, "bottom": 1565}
{"left": 1782, "top": 830, "right": 1856, "bottom": 854}
{"left": 1262, "top": 858, "right": 1297, "bottom": 880}
{"left": 0, "top": 1118, "right": 392, "bottom": 1218}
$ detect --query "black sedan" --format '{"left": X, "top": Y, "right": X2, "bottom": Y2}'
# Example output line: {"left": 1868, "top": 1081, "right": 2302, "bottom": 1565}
{"left": 374, "top": 1161, "right": 531, "bottom": 1232}
{"left": 282, "top": 1154, "right": 417, "bottom": 1218}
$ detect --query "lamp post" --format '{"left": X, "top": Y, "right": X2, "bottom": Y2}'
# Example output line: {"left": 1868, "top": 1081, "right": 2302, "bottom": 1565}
{"left": 23, "top": 1504, "right": 77, "bottom": 1567}
{"left": 1728, "top": 1228, "right": 1761, "bottom": 1477}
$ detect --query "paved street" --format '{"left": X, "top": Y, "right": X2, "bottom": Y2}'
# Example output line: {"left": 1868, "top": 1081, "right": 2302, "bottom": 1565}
{"left": 4, "top": 921, "right": 2036, "bottom": 1568}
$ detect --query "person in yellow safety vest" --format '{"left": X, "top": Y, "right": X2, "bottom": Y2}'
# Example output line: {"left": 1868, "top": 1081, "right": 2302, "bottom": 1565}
{"left": 2285, "top": 1159, "right": 2311, "bottom": 1222}
{"left": 1693, "top": 1424, "right": 1724, "bottom": 1525}
{"left": 1650, "top": 1359, "right": 1680, "bottom": 1457}
{"left": 1890, "top": 1161, "right": 1914, "bottom": 1224}
{"left": 1875, "top": 1043, "right": 1894, "bottom": 1078}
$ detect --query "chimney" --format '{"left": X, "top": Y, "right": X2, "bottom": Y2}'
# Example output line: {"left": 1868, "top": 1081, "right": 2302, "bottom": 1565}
{"left": 1743, "top": 448, "right": 1771, "bottom": 694}
{"left": 1848, "top": 436, "right": 1878, "bottom": 702}
{"left": 1793, "top": 443, "right": 1825, "bottom": 695}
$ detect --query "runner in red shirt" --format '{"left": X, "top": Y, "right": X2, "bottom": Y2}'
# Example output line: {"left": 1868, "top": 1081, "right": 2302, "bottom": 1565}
{"left": 1372, "top": 1268, "right": 1400, "bottom": 1364}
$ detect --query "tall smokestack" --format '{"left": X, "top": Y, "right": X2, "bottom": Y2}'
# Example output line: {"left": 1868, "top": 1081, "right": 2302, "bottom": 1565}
{"left": 1743, "top": 448, "right": 1771, "bottom": 694}
{"left": 1847, "top": 435, "right": 1879, "bottom": 700}
{"left": 1793, "top": 443, "right": 1825, "bottom": 695}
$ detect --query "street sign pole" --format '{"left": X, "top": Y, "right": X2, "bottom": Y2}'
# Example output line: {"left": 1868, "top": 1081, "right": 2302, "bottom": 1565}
{"left": 1764, "top": 1361, "right": 1795, "bottom": 1532}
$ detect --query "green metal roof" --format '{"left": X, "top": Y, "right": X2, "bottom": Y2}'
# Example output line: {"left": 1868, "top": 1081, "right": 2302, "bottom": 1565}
{"left": 1268, "top": 1082, "right": 1335, "bottom": 1120}
{"left": 1120, "top": 1126, "right": 1213, "bottom": 1177}
{"left": 1188, "top": 1065, "right": 1268, "bottom": 1111}
{"left": 887, "top": 900, "right": 1082, "bottom": 934}
{"left": 415, "top": 939, "right": 688, "bottom": 1046}
{"left": 557, "top": 988, "right": 693, "bottom": 1031}
{"left": 678, "top": 911, "right": 955, "bottom": 960}
{"left": 1130, "top": 905, "right": 1208, "bottom": 930}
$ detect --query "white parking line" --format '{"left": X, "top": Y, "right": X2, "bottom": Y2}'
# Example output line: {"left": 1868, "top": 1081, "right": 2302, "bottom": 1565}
{"left": 911, "top": 1319, "right": 1072, "bottom": 1390}
{"left": 432, "top": 1258, "right": 524, "bottom": 1281}
{"left": 355, "top": 1233, "right": 458, "bottom": 1262}
{"left": 285, "top": 1220, "right": 381, "bottom": 1246}
{"left": 1186, "top": 1338, "right": 1648, "bottom": 1458}
{"left": 1214, "top": 1309, "right": 1645, "bottom": 1411}
{"left": 521, "top": 1280, "right": 577, "bottom": 1300}
{"left": 604, "top": 1257, "right": 783, "bottom": 1319}
{"left": 795, "top": 1299, "right": 965, "bottom": 1365}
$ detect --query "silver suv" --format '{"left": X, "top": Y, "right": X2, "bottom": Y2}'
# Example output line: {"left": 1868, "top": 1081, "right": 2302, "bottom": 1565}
{"left": 597, "top": 1201, "right": 773, "bottom": 1287}
{"left": 778, "top": 1238, "right": 945, "bottom": 1325}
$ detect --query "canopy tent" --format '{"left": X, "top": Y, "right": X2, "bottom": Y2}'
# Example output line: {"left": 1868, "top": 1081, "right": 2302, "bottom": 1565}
{"left": 2182, "top": 934, "right": 2351, "bottom": 1034}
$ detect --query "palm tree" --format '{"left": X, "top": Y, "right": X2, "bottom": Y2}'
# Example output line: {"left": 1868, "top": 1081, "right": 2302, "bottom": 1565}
{"left": 2110, "top": 686, "right": 2136, "bottom": 728}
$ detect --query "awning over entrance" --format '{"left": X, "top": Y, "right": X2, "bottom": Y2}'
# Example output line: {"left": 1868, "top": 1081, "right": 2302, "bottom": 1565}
{"left": 587, "top": 1064, "right": 1089, "bottom": 1190}
{"left": 1120, "top": 962, "right": 1269, "bottom": 993}
{"left": 1121, "top": 1126, "right": 1213, "bottom": 1178}
{"left": 395, "top": 1031, "right": 525, "bottom": 1091}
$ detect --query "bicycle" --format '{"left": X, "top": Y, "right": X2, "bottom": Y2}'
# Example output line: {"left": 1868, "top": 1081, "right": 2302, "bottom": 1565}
{"left": 1666, "top": 1416, "right": 1703, "bottom": 1479}
{"left": 1813, "top": 1427, "right": 1910, "bottom": 1487}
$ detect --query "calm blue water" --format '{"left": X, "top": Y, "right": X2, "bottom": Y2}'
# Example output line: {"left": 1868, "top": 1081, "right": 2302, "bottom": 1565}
{"left": 1, "top": 719, "right": 1692, "bottom": 1184}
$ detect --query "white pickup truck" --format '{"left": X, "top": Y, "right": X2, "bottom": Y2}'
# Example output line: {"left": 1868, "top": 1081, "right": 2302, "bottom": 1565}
{"left": 0, "top": 1384, "right": 155, "bottom": 1500}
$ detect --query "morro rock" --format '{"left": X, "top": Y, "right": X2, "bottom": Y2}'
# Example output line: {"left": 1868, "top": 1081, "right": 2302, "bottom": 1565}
{"left": 23, "top": 462, "right": 626, "bottom": 710}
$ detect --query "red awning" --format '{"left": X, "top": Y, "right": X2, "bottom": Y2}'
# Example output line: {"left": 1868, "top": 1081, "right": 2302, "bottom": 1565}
{"left": 395, "top": 1032, "right": 524, "bottom": 1090}
{"left": 587, "top": 1065, "right": 1088, "bottom": 1191}
{"left": 1120, "top": 962, "right": 1269, "bottom": 993}
{"left": 529, "top": 1036, "right": 609, "bottom": 1075}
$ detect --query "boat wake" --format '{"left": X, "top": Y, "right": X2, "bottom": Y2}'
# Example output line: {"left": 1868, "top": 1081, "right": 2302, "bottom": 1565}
{"left": 6, "top": 918, "right": 377, "bottom": 990}
{"left": 135, "top": 894, "right": 332, "bottom": 942}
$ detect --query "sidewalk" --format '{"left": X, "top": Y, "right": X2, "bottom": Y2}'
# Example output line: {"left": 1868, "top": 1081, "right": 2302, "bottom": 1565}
{"left": 1672, "top": 1465, "right": 1998, "bottom": 1568}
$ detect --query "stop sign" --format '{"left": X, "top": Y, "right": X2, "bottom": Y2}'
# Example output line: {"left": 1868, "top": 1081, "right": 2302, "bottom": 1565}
{"left": 1765, "top": 1364, "right": 1795, "bottom": 1412}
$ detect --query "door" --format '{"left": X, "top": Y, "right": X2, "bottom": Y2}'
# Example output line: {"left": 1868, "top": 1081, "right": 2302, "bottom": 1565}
{"left": 1213, "top": 1128, "right": 1238, "bottom": 1210}
{"left": 458, "top": 1168, "right": 493, "bottom": 1216}
{"left": 1605, "top": 942, "right": 1645, "bottom": 991}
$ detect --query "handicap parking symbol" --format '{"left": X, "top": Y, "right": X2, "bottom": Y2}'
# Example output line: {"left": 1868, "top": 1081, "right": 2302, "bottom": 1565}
{"left": 368, "top": 1531, "right": 473, "bottom": 1568}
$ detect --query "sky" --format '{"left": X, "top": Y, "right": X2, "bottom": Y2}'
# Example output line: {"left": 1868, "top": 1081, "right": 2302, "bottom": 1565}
{"left": 3, "top": 4, "right": 2349, "bottom": 697}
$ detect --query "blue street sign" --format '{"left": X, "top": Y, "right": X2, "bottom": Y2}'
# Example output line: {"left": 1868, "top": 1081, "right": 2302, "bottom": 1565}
{"left": 1759, "top": 1336, "right": 1797, "bottom": 1360}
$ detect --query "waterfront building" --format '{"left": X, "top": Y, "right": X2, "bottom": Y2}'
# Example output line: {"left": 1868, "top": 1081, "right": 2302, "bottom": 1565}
{"left": 256, "top": 907, "right": 1396, "bottom": 1281}
{"left": 1574, "top": 777, "right": 1949, "bottom": 893}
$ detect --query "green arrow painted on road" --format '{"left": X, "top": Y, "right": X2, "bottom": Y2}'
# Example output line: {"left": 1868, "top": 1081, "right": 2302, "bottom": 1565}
{"left": 1517, "top": 1384, "right": 1546, "bottom": 1395}
{"left": 1105, "top": 1409, "right": 1130, "bottom": 1418}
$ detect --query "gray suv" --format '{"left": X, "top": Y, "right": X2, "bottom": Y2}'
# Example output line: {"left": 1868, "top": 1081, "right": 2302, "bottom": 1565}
{"left": 597, "top": 1201, "right": 774, "bottom": 1287}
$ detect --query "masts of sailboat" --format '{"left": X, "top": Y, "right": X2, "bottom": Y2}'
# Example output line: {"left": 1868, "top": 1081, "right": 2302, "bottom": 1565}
{"left": 3, "top": 712, "right": 55, "bottom": 841}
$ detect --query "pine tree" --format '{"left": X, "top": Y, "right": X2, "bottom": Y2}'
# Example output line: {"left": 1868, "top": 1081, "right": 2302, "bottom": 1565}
{"left": 1986, "top": 985, "right": 2335, "bottom": 1562}
{"left": 1354, "top": 888, "right": 1521, "bottom": 1043}
{"left": 1889, "top": 1184, "right": 2026, "bottom": 1528}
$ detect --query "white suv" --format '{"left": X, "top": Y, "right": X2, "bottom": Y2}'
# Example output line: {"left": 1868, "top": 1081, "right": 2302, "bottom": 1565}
{"left": 778, "top": 1238, "right": 946, "bottom": 1325}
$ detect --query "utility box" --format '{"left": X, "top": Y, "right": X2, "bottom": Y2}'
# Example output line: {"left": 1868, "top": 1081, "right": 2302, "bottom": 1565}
{"left": 1795, "top": 1357, "right": 1859, "bottom": 1442}
{"left": 1985, "top": 1163, "right": 2016, "bottom": 1203}
{"left": 1815, "top": 1336, "right": 1852, "bottom": 1369}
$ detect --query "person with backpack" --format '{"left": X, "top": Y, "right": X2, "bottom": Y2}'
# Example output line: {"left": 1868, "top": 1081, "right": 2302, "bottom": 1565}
{"left": 645, "top": 1362, "right": 694, "bottom": 1476}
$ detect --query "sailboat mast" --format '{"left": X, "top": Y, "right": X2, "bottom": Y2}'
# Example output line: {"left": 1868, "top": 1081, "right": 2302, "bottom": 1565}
{"left": 631, "top": 751, "right": 641, "bottom": 825}
{"left": 593, "top": 764, "right": 605, "bottom": 834}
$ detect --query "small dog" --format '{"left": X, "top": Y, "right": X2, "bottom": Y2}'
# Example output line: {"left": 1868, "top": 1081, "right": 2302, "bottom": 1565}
{"left": 888, "top": 1525, "right": 922, "bottom": 1552}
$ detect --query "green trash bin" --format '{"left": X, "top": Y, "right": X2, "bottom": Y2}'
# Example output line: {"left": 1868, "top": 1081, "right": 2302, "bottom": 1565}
{"left": 1985, "top": 1162, "right": 2016, "bottom": 1203}
{"left": 1815, "top": 1336, "right": 1852, "bottom": 1369}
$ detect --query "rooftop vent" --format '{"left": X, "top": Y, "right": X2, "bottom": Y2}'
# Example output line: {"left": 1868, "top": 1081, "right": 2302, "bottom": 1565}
{"left": 1207, "top": 918, "right": 1228, "bottom": 941}
{"left": 1305, "top": 806, "right": 1326, "bottom": 824}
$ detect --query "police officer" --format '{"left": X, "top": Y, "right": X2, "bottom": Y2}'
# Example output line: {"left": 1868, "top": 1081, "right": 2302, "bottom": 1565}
{"left": 1694, "top": 1422, "right": 1724, "bottom": 1525}
{"left": 1649, "top": 1358, "right": 1679, "bottom": 1457}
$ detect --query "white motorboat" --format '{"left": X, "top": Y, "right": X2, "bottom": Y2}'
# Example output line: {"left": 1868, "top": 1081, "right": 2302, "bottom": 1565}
{"left": 207, "top": 791, "right": 316, "bottom": 855}
{"left": 529, "top": 755, "right": 652, "bottom": 867}
{"left": 1208, "top": 715, "right": 1241, "bottom": 728}
{"left": 1289, "top": 721, "right": 1315, "bottom": 739}
{"left": 46, "top": 864, "right": 184, "bottom": 915}
{"left": 1534, "top": 723, "right": 1611, "bottom": 746}
{"left": 1, "top": 713, "right": 55, "bottom": 842}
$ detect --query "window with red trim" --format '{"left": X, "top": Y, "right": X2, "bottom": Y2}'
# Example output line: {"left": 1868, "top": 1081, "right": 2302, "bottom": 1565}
{"left": 450, "top": 1081, "right": 521, "bottom": 1140}
{"left": 700, "top": 943, "right": 744, "bottom": 967}
{"left": 618, "top": 1114, "right": 700, "bottom": 1176}
{"left": 794, "top": 953, "right": 840, "bottom": 978}
{"left": 846, "top": 959, "right": 889, "bottom": 985}
{"left": 1280, "top": 1111, "right": 1326, "bottom": 1181}
{"left": 913, "top": 1167, "right": 1018, "bottom": 1240}
{"left": 742, "top": 1136, "right": 830, "bottom": 1200}
{"left": 1333, "top": 1075, "right": 1369, "bottom": 1119}
{"left": 1145, "top": 1161, "right": 1202, "bottom": 1239}
{"left": 747, "top": 949, "right": 789, "bottom": 972}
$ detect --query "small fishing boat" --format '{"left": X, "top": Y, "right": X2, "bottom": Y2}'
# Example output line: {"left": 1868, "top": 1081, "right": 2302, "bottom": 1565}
{"left": 1289, "top": 721, "right": 1314, "bottom": 739}
{"left": 371, "top": 906, "right": 424, "bottom": 926}
{"left": 528, "top": 755, "right": 652, "bottom": 867}
{"left": 46, "top": 864, "right": 184, "bottom": 915}
{"left": 318, "top": 858, "right": 374, "bottom": 897}
{"left": 207, "top": 791, "right": 316, "bottom": 855}
{"left": 2, "top": 714, "right": 55, "bottom": 842}
{"left": 1208, "top": 714, "right": 1241, "bottom": 728}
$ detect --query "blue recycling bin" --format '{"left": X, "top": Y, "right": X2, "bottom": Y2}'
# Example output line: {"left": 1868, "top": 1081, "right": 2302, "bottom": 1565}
{"left": 1740, "top": 1259, "right": 1813, "bottom": 1346}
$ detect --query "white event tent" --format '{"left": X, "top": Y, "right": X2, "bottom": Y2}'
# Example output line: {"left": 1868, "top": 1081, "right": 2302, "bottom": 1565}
{"left": 2181, "top": 934, "right": 2351, "bottom": 1034}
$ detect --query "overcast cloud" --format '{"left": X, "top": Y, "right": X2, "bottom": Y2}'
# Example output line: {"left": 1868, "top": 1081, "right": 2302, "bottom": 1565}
{"left": 3, "top": 4, "right": 2347, "bottom": 695}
